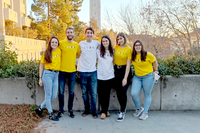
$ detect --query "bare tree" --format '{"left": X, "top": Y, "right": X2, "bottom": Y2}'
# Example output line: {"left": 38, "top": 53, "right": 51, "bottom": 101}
{"left": 103, "top": 0, "right": 173, "bottom": 58}
{"left": 142, "top": 0, "right": 200, "bottom": 56}
{"left": 103, "top": 0, "right": 200, "bottom": 57}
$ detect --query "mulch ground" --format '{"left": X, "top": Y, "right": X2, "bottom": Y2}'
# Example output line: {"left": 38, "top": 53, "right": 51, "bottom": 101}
{"left": 0, "top": 104, "right": 48, "bottom": 133}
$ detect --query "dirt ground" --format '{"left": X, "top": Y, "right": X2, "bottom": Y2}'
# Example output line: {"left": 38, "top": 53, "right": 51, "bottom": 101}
{"left": 0, "top": 104, "right": 48, "bottom": 133}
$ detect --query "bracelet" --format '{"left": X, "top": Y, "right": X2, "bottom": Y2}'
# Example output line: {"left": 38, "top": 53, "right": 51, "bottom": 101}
{"left": 154, "top": 71, "right": 159, "bottom": 74}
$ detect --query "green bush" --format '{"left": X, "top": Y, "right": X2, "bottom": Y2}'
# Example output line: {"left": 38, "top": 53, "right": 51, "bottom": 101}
{"left": 0, "top": 40, "right": 20, "bottom": 78}
{"left": 158, "top": 55, "right": 200, "bottom": 78}
{"left": 19, "top": 61, "right": 40, "bottom": 99}
{"left": 0, "top": 40, "right": 39, "bottom": 99}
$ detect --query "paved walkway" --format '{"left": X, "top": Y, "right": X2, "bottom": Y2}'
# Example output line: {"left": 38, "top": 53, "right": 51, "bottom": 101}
{"left": 36, "top": 111, "right": 200, "bottom": 133}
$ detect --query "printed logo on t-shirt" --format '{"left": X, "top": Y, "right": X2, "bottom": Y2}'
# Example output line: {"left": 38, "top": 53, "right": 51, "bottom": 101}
{"left": 135, "top": 59, "right": 141, "bottom": 61}
{"left": 81, "top": 46, "right": 95, "bottom": 50}
{"left": 116, "top": 51, "right": 125, "bottom": 55}
{"left": 52, "top": 55, "right": 60, "bottom": 58}
{"left": 105, "top": 51, "right": 111, "bottom": 57}
{"left": 65, "top": 46, "right": 76, "bottom": 49}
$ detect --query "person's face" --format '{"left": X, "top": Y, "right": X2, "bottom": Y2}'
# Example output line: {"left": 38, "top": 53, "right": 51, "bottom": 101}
{"left": 102, "top": 38, "right": 109, "bottom": 49}
{"left": 135, "top": 42, "right": 142, "bottom": 52}
{"left": 66, "top": 29, "right": 74, "bottom": 41}
{"left": 85, "top": 30, "right": 94, "bottom": 40}
{"left": 51, "top": 38, "right": 59, "bottom": 49}
{"left": 117, "top": 36, "right": 125, "bottom": 46}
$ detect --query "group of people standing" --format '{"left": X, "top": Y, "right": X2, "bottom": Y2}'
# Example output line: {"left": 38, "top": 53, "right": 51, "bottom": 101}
{"left": 34, "top": 27, "right": 158, "bottom": 122}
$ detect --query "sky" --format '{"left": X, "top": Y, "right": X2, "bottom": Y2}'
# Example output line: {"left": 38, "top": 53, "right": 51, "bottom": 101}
{"left": 27, "top": 0, "right": 151, "bottom": 27}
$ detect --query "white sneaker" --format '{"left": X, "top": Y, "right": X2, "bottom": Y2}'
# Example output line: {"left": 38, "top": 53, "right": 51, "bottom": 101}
{"left": 133, "top": 107, "right": 144, "bottom": 117}
{"left": 116, "top": 112, "right": 125, "bottom": 122}
{"left": 139, "top": 112, "right": 148, "bottom": 120}
{"left": 117, "top": 109, "right": 126, "bottom": 116}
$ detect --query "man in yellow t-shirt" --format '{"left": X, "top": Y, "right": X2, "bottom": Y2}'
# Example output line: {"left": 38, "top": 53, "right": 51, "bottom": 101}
{"left": 57, "top": 27, "right": 81, "bottom": 118}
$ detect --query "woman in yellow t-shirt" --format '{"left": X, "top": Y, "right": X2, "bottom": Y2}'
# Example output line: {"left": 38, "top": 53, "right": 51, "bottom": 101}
{"left": 114, "top": 33, "right": 132, "bottom": 122}
{"left": 131, "top": 40, "right": 158, "bottom": 120}
{"left": 35, "top": 37, "right": 61, "bottom": 121}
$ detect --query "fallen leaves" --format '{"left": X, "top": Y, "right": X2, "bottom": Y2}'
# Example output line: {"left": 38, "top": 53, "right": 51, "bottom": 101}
{"left": 0, "top": 104, "right": 47, "bottom": 133}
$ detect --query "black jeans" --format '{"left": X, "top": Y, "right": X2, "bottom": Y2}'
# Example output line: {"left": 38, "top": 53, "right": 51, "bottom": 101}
{"left": 98, "top": 78, "right": 114, "bottom": 114}
{"left": 114, "top": 65, "right": 132, "bottom": 112}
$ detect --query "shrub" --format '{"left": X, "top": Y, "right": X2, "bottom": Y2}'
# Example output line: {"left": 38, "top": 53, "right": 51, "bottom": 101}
{"left": 158, "top": 55, "right": 200, "bottom": 78}
{"left": 0, "top": 40, "right": 19, "bottom": 78}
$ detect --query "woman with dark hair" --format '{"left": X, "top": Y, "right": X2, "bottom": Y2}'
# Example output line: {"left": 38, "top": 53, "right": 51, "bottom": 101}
{"left": 35, "top": 37, "right": 61, "bottom": 121}
{"left": 97, "top": 35, "right": 114, "bottom": 119}
{"left": 131, "top": 40, "right": 158, "bottom": 120}
{"left": 114, "top": 33, "right": 132, "bottom": 122}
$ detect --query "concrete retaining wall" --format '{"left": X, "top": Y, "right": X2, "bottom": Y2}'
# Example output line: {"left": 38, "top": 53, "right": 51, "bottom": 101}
{"left": 161, "top": 75, "right": 200, "bottom": 110}
{"left": 0, "top": 75, "right": 200, "bottom": 111}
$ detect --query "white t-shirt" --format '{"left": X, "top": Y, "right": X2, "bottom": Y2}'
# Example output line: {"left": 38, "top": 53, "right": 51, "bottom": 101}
{"left": 77, "top": 40, "right": 100, "bottom": 72}
{"left": 96, "top": 49, "right": 114, "bottom": 80}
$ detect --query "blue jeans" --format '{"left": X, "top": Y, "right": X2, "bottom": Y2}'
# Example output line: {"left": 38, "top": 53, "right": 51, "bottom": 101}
{"left": 80, "top": 71, "right": 97, "bottom": 112}
{"left": 131, "top": 72, "right": 155, "bottom": 113}
{"left": 40, "top": 70, "right": 59, "bottom": 113}
{"left": 58, "top": 71, "right": 76, "bottom": 113}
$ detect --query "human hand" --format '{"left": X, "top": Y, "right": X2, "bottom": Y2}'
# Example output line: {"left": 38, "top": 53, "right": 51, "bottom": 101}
{"left": 153, "top": 71, "right": 159, "bottom": 78}
{"left": 97, "top": 45, "right": 101, "bottom": 50}
{"left": 39, "top": 78, "right": 43, "bottom": 86}
{"left": 40, "top": 51, "right": 44, "bottom": 56}
{"left": 122, "top": 78, "right": 127, "bottom": 87}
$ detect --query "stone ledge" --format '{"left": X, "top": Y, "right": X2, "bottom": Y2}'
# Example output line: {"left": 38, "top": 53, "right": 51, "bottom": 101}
{"left": 1, "top": 75, "right": 200, "bottom": 111}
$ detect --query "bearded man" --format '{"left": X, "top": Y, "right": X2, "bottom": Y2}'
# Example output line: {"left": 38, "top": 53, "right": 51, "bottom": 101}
{"left": 57, "top": 27, "right": 80, "bottom": 118}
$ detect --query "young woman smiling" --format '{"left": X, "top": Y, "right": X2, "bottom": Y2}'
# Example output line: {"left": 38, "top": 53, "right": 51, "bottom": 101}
{"left": 131, "top": 40, "right": 158, "bottom": 120}
{"left": 114, "top": 33, "right": 132, "bottom": 122}
{"left": 35, "top": 37, "right": 61, "bottom": 121}
{"left": 97, "top": 35, "right": 114, "bottom": 119}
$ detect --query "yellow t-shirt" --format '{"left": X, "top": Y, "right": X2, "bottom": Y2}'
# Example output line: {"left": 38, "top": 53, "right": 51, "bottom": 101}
{"left": 59, "top": 40, "right": 81, "bottom": 72}
{"left": 132, "top": 52, "right": 156, "bottom": 76}
{"left": 41, "top": 48, "right": 61, "bottom": 71}
{"left": 114, "top": 45, "right": 132, "bottom": 65}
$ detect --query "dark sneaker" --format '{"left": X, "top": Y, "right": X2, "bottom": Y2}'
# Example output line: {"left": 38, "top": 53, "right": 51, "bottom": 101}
{"left": 92, "top": 112, "right": 98, "bottom": 119}
{"left": 56, "top": 111, "right": 64, "bottom": 118}
{"left": 68, "top": 111, "right": 75, "bottom": 118}
{"left": 34, "top": 106, "right": 43, "bottom": 118}
{"left": 49, "top": 112, "right": 59, "bottom": 121}
{"left": 116, "top": 112, "right": 125, "bottom": 122}
{"left": 117, "top": 109, "right": 126, "bottom": 116}
{"left": 82, "top": 110, "right": 90, "bottom": 117}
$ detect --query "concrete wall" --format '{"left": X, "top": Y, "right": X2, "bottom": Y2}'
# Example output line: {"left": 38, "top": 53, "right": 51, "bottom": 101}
{"left": 161, "top": 75, "right": 200, "bottom": 110}
{"left": 0, "top": 75, "right": 200, "bottom": 111}
{"left": 0, "top": 78, "right": 35, "bottom": 104}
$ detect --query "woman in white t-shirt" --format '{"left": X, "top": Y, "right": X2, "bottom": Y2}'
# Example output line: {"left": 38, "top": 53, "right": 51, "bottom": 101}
{"left": 97, "top": 35, "right": 114, "bottom": 119}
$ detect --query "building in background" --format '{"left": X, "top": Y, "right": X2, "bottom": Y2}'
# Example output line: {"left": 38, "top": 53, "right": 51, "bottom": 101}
{"left": 0, "top": 0, "right": 46, "bottom": 61}
{"left": 90, "top": 0, "right": 101, "bottom": 29}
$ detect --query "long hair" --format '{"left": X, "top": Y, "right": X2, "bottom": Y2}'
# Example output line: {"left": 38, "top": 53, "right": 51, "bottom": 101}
{"left": 100, "top": 35, "right": 114, "bottom": 58}
{"left": 116, "top": 32, "right": 127, "bottom": 46}
{"left": 132, "top": 40, "right": 147, "bottom": 62}
{"left": 45, "top": 37, "right": 59, "bottom": 63}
